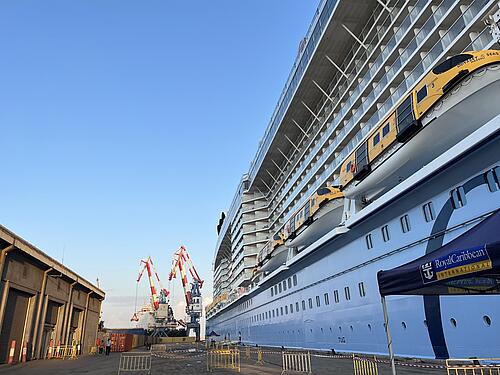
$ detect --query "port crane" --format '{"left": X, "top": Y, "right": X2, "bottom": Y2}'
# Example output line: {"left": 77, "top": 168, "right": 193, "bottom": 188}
{"left": 132, "top": 256, "right": 175, "bottom": 336}
{"left": 168, "top": 245, "right": 204, "bottom": 341}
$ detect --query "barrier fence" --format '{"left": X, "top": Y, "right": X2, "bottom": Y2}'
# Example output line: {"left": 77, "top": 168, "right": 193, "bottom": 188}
{"left": 117, "top": 352, "right": 152, "bottom": 375}
{"left": 353, "top": 355, "right": 379, "bottom": 375}
{"left": 446, "top": 358, "right": 500, "bottom": 374}
{"left": 48, "top": 345, "right": 77, "bottom": 360}
{"left": 281, "top": 351, "right": 312, "bottom": 374}
{"left": 207, "top": 349, "right": 241, "bottom": 373}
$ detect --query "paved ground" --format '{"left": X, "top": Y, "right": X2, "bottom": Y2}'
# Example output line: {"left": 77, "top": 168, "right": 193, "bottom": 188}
{"left": 0, "top": 343, "right": 445, "bottom": 374}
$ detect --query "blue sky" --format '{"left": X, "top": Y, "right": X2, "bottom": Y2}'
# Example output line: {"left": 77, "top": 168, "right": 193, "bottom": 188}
{"left": 0, "top": 1, "right": 319, "bottom": 326}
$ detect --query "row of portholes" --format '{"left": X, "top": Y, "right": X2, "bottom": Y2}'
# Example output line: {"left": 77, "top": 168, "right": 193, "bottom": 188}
{"left": 271, "top": 315, "right": 493, "bottom": 336}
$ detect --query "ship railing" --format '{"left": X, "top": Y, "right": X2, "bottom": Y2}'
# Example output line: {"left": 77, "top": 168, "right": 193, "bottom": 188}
{"left": 445, "top": 358, "right": 500, "bottom": 374}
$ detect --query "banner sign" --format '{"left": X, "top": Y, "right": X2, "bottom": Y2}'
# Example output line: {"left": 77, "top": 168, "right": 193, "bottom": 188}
{"left": 420, "top": 245, "right": 492, "bottom": 284}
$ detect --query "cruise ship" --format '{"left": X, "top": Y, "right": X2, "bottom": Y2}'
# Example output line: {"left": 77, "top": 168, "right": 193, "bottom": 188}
{"left": 206, "top": 0, "right": 500, "bottom": 359}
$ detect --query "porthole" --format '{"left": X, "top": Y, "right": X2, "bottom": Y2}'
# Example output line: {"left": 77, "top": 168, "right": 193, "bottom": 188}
{"left": 401, "top": 321, "right": 407, "bottom": 330}
{"left": 483, "top": 315, "right": 492, "bottom": 326}
{"left": 450, "top": 318, "right": 457, "bottom": 328}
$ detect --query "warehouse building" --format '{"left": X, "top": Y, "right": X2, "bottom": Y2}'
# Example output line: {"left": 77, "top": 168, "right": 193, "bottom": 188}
{"left": 0, "top": 224, "right": 105, "bottom": 363}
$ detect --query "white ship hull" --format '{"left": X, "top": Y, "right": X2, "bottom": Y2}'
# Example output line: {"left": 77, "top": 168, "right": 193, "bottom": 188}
{"left": 207, "top": 114, "right": 500, "bottom": 359}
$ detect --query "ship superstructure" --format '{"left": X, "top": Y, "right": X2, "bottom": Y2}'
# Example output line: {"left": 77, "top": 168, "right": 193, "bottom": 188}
{"left": 208, "top": 0, "right": 500, "bottom": 359}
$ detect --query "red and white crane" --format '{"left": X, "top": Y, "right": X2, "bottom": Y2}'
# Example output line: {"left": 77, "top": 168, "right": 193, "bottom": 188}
{"left": 168, "top": 245, "right": 203, "bottom": 340}
{"left": 131, "top": 256, "right": 170, "bottom": 322}
{"left": 168, "top": 245, "right": 203, "bottom": 307}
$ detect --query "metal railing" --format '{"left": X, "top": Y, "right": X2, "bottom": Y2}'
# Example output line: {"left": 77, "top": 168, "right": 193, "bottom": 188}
{"left": 353, "top": 355, "right": 379, "bottom": 375}
{"left": 446, "top": 358, "right": 500, "bottom": 374}
{"left": 207, "top": 348, "right": 241, "bottom": 372}
{"left": 48, "top": 345, "right": 77, "bottom": 360}
{"left": 281, "top": 351, "right": 312, "bottom": 374}
{"left": 117, "top": 352, "right": 152, "bottom": 375}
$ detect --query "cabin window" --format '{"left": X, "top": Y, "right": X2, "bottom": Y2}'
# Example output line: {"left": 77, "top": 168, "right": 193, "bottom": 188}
{"left": 365, "top": 234, "right": 373, "bottom": 249}
{"left": 451, "top": 186, "right": 467, "bottom": 209}
{"left": 293, "top": 275, "right": 298, "bottom": 286}
{"left": 316, "top": 295, "right": 321, "bottom": 307}
{"left": 290, "top": 303, "right": 293, "bottom": 313}
{"left": 296, "top": 302, "right": 300, "bottom": 311}
{"left": 280, "top": 307, "right": 283, "bottom": 316}
{"left": 308, "top": 298, "right": 313, "bottom": 309}
{"left": 276, "top": 308, "right": 279, "bottom": 316}
{"left": 373, "top": 133, "right": 380, "bottom": 146}
{"left": 400, "top": 215, "right": 411, "bottom": 233}
{"left": 278, "top": 284, "right": 282, "bottom": 293}
{"left": 334, "top": 290, "right": 339, "bottom": 303}
{"left": 324, "top": 293, "right": 330, "bottom": 305}
{"left": 302, "top": 300, "right": 306, "bottom": 311}
{"left": 382, "top": 225, "right": 390, "bottom": 242}
{"left": 416, "top": 85, "right": 427, "bottom": 103}
{"left": 283, "top": 280, "right": 287, "bottom": 291}
{"left": 265, "top": 311, "right": 268, "bottom": 319}
{"left": 382, "top": 123, "right": 390, "bottom": 137}
{"left": 423, "top": 202, "right": 435, "bottom": 222}
{"left": 285, "top": 305, "right": 288, "bottom": 314}
{"left": 358, "top": 282, "right": 366, "bottom": 297}
{"left": 346, "top": 161, "right": 352, "bottom": 173}
{"left": 271, "top": 288, "right": 274, "bottom": 297}
{"left": 345, "top": 287, "right": 351, "bottom": 301}
{"left": 485, "top": 167, "right": 500, "bottom": 192}
{"left": 288, "top": 278, "right": 292, "bottom": 288}
{"left": 272, "top": 310, "right": 275, "bottom": 318}
{"left": 432, "top": 54, "right": 473, "bottom": 74}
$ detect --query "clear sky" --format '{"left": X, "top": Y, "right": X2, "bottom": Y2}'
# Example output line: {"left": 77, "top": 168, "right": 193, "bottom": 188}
{"left": 0, "top": 1, "right": 319, "bottom": 327}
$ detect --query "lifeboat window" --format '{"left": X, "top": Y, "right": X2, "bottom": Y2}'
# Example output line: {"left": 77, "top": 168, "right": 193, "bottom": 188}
{"left": 382, "top": 123, "right": 390, "bottom": 137}
{"left": 317, "top": 187, "right": 330, "bottom": 195}
{"left": 346, "top": 161, "right": 352, "bottom": 173}
{"left": 422, "top": 202, "right": 435, "bottom": 222}
{"left": 432, "top": 53, "right": 473, "bottom": 74}
{"left": 308, "top": 298, "right": 313, "bottom": 309}
{"left": 324, "top": 293, "right": 330, "bottom": 305}
{"left": 293, "top": 274, "right": 297, "bottom": 286}
{"left": 344, "top": 287, "right": 351, "bottom": 301}
{"left": 381, "top": 225, "right": 390, "bottom": 242}
{"left": 396, "top": 96, "right": 414, "bottom": 129}
{"left": 365, "top": 234, "right": 373, "bottom": 249}
{"left": 334, "top": 290, "right": 339, "bottom": 303}
{"left": 373, "top": 133, "right": 380, "bottom": 146}
{"left": 416, "top": 85, "right": 427, "bottom": 103}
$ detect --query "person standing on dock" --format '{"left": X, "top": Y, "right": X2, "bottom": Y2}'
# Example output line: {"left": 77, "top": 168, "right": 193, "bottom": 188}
{"left": 105, "top": 338, "right": 112, "bottom": 356}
